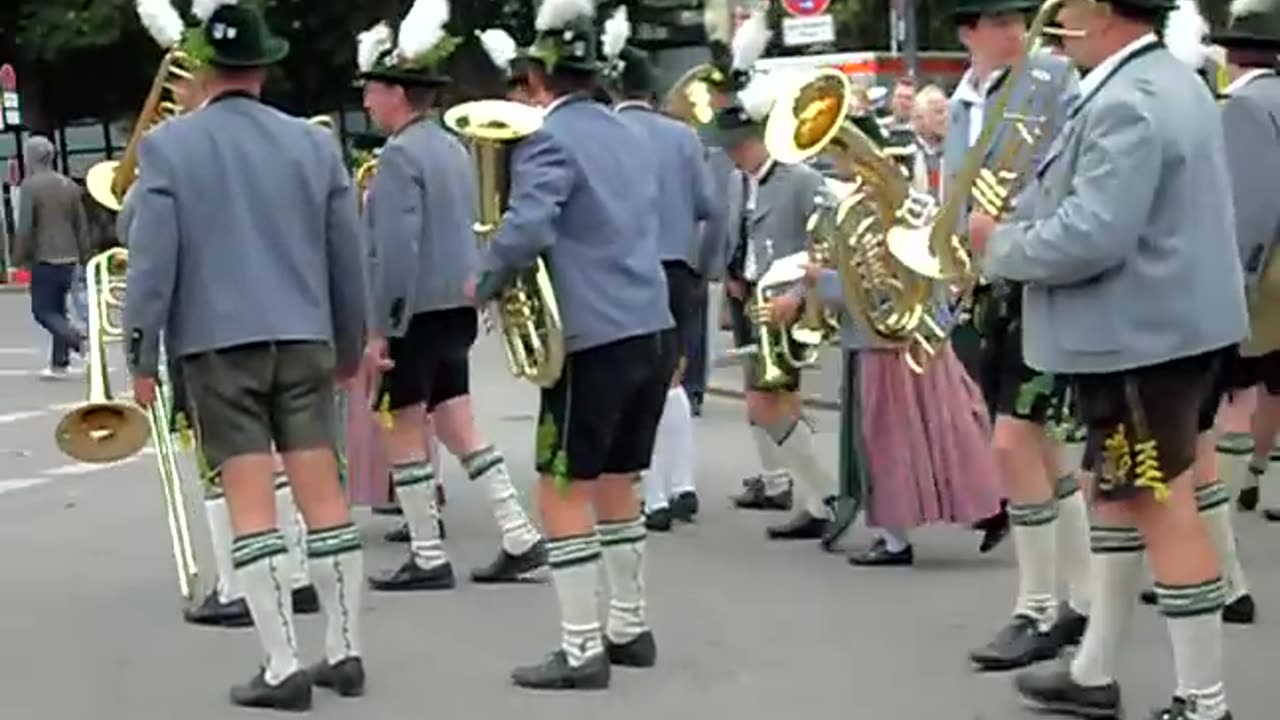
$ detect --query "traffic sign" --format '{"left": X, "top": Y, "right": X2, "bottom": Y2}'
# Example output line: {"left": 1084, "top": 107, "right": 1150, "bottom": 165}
{"left": 0, "top": 64, "right": 15, "bottom": 92}
{"left": 782, "top": 0, "right": 832, "bottom": 17}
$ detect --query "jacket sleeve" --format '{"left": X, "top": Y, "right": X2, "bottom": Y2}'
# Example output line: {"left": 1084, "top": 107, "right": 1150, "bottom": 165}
{"left": 123, "top": 134, "right": 179, "bottom": 378}
{"left": 13, "top": 181, "right": 32, "bottom": 267}
{"left": 366, "top": 143, "right": 421, "bottom": 336}
{"left": 322, "top": 139, "right": 370, "bottom": 377}
{"left": 476, "top": 130, "right": 572, "bottom": 301}
{"left": 985, "top": 96, "right": 1157, "bottom": 286}
{"left": 692, "top": 139, "right": 724, "bottom": 278}
{"left": 72, "top": 187, "right": 91, "bottom": 262}
{"left": 1221, "top": 93, "right": 1280, "bottom": 287}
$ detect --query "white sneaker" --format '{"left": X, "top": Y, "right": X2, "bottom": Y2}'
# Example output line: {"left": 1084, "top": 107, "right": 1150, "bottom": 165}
{"left": 39, "top": 367, "right": 70, "bottom": 381}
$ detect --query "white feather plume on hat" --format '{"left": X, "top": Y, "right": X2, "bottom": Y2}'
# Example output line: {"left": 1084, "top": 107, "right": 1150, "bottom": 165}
{"left": 738, "top": 71, "right": 782, "bottom": 122}
{"left": 1165, "top": 0, "right": 1211, "bottom": 67}
{"left": 602, "top": 6, "right": 631, "bottom": 61}
{"left": 704, "top": 0, "right": 732, "bottom": 43}
{"left": 732, "top": 10, "right": 771, "bottom": 71}
{"left": 136, "top": 0, "right": 185, "bottom": 48}
{"left": 535, "top": 0, "right": 596, "bottom": 32}
{"left": 357, "top": 22, "right": 394, "bottom": 74}
{"left": 192, "top": 0, "right": 236, "bottom": 23}
{"left": 398, "top": 0, "right": 451, "bottom": 63}
{"left": 478, "top": 28, "right": 518, "bottom": 71}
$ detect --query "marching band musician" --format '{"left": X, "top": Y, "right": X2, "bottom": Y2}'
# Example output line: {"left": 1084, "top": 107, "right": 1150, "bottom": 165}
{"left": 707, "top": 79, "right": 845, "bottom": 548}
{"left": 968, "top": 0, "right": 1249, "bottom": 714}
{"left": 603, "top": 33, "right": 721, "bottom": 531}
{"left": 470, "top": 0, "right": 673, "bottom": 690}
{"left": 1211, "top": 0, "right": 1280, "bottom": 521}
{"left": 945, "top": 0, "right": 1093, "bottom": 672}
{"left": 123, "top": 4, "right": 369, "bottom": 709}
{"left": 355, "top": 1, "right": 546, "bottom": 592}
{"left": 121, "top": 0, "right": 321, "bottom": 630}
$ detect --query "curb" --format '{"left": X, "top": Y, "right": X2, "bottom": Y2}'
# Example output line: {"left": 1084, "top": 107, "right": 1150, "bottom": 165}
{"left": 705, "top": 384, "right": 840, "bottom": 411}
{"left": 0, "top": 283, "right": 28, "bottom": 294}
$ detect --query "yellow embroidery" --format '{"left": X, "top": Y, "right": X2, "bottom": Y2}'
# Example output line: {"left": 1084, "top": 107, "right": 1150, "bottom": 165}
{"left": 377, "top": 394, "right": 394, "bottom": 430}
{"left": 1132, "top": 438, "right": 1169, "bottom": 502}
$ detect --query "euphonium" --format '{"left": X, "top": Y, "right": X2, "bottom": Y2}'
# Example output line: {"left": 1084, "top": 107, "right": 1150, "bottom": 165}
{"left": 443, "top": 99, "right": 566, "bottom": 388}
{"left": 764, "top": 68, "right": 946, "bottom": 372}
{"left": 664, "top": 64, "right": 720, "bottom": 128}
{"left": 54, "top": 248, "right": 200, "bottom": 601}
{"left": 354, "top": 157, "right": 378, "bottom": 214}
{"left": 86, "top": 49, "right": 198, "bottom": 212}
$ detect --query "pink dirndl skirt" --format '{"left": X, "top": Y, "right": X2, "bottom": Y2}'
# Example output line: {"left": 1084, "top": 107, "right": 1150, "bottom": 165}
{"left": 857, "top": 345, "right": 1003, "bottom": 529}
{"left": 339, "top": 371, "right": 441, "bottom": 508}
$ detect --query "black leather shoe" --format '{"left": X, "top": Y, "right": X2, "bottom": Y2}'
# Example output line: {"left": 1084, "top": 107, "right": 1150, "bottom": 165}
{"left": 308, "top": 657, "right": 365, "bottom": 697}
{"left": 766, "top": 512, "right": 829, "bottom": 540}
{"left": 645, "top": 507, "right": 673, "bottom": 531}
{"left": 605, "top": 631, "right": 656, "bottom": 667}
{"left": 368, "top": 558, "right": 456, "bottom": 591}
{"left": 821, "top": 496, "right": 857, "bottom": 551}
{"left": 292, "top": 585, "right": 320, "bottom": 615}
{"left": 1140, "top": 587, "right": 1157, "bottom": 605}
{"left": 848, "top": 540, "right": 913, "bottom": 567}
{"left": 689, "top": 391, "right": 704, "bottom": 417}
{"left": 671, "top": 491, "right": 699, "bottom": 521}
{"left": 1237, "top": 485, "right": 1259, "bottom": 512}
{"left": 229, "top": 668, "right": 312, "bottom": 711}
{"left": 1014, "top": 668, "right": 1121, "bottom": 718}
{"left": 471, "top": 541, "right": 548, "bottom": 583}
{"left": 184, "top": 589, "right": 252, "bottom": 628}
{"left": 371, "top": 504, "right": 402, "bottom": 516}
{"left": 970, "top": 615, "right": 1060, "bottom": 672}
{"left": 511, "top": 650, "right": 610, "bottom": 690}
{"left": 384, "top": 519, "right": 447, "bottom": 543}
{"left": 975, "top": 506, "right": 1010, "bottom": 554}
{"left": 1151, "top": 696, "right": 1233, "bottom": 719}
{"left": 1223, "top": 593, "right": 1255, "bottom": 624}
{"left": 732, "top": 477, "right": 792, "bottom": 511}
{"left": 1262, "top": 508, "right": 1280, "bottom": 522}
{"left": 1048, "top": 603, "right": 1088, "bottom": 647}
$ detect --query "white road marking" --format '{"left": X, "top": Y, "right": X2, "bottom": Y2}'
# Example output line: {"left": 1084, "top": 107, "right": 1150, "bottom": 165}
{"left": 0, "top": 348, "right": 38, "bottom": 355}
{"left": 0, "top": 478, "right": 51, "bottom": 495}
{"left": 44, "top": 458, "right": 137, "bottom": 476}
{"left": 0, "top": 410, "right": 47, "bottom": 424}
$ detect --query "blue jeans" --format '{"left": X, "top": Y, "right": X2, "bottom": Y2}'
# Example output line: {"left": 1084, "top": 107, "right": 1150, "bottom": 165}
{"left": 71, "top": 264, "right": 88, "bottom": 328}
{"left": 29, "top": 262, "right": 82, "bottom": 368}
{"left": 682, "top": 281, "right": 709, "bottom": 395}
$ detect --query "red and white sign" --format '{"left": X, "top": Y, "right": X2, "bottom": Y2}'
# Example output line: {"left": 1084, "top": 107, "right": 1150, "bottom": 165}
{"left": 0, "top": 64, "right": 15, "bottom": 92}
{"left": 782, "top": 0, "right": 832, "bottom": 17}
{"left": 6, "top": 158, "right": 19, "bottom": 186}
{"left": 0, "top": 63, "right": 19, "bottom": 130}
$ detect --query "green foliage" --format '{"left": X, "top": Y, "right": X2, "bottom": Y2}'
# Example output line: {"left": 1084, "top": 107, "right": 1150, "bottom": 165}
{"left": 17, "top": 0, "right": 134, "bottom": 61}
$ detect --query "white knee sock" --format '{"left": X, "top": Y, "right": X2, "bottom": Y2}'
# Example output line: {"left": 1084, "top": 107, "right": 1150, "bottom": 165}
{"left": 1055, "top": 476, "right": 1092, "bottom": 614}
{"left": 391, "top": 461, "right": 449, "bottom": 569}
{"left": 464, "top": 446, "right": 541, "bottom": 556}
{"left": 751, "top": 425, "right": 791, "bottom": 496}
{"left": 665, "top": 388, "right": 697, "bottom": 495}
{"left": 1008, "top": 499, "right": 1060, "bottom": 627}
{"left": 232, "top": 530, "right": 300, "bottom": 685}
{"left": 599, "top": 516, "right": 649, "bottom": 644}
{"left": 1196, "top": 482, "right": 1249, "bottom": 601}
{"left": 546, "top": 535, "right": 604, "bottom": 667}
{"left": 879, "top": 527, "right": 910, "bottom": 553}
{"left": 273, "top": 477, "right": 310, "bottom": 590}
{"left": 1070, "top": 526, "right": 1144, "bottom": 687}
{"left": 204, "top": 491, "right": 239, "bottom": 602}
{"left": 645, "top": 393, "right": 679, "bottom": 512}
{"left": 1156, "top": 578, "right": 1230, "bottom": 719}
{"left": 307, "top": 523, "right": 364, "bottom": 664}
{"left": 770, "top": 419, "right": 833, "bottom": 518}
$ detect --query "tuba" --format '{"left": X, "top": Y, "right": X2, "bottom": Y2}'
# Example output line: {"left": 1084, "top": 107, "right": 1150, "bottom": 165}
{"left": 54, "top": 248, "right": 200, "bottom": 601}
{"left": 443, "top": 99, "right": 566, "bottom": 388}
{"left": 664, "top": 64, "right": 721, "bottom": 128}
{"left": 764, "top": 68, "right": 946, "bottom": 372}
{"left": 86, "top": 49, "right": 198, "bottom": 212}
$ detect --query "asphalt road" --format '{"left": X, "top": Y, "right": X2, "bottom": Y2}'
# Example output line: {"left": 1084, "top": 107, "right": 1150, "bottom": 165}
{"left": 0, "top": 292, "right": 1274, "bottom": 720}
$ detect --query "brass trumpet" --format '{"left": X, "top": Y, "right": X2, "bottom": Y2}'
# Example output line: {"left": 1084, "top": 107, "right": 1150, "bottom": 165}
{"left": 443, "top": 99, "right": 566, "bottom": 388}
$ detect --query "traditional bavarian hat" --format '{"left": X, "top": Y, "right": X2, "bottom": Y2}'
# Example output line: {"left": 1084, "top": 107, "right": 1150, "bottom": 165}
{"left": 356, "top": 0, "right": 460, "bottom": 88}
{"left": 599, "top": 7, "right": 658, "bottom": 96}
{"left": 951, "top": 0, "right": 1042, "bottom": 19}
{"left": 705, "top": 71, "right": 782, "bottom": 149}
{"left": 1211, "top": 0, "right": 1280, "bottom": 50}
{"left": 525, "top": 0, "right": 601, "bottom": 74}
{"left": 179, "top": 1, "right": 289, "bottom": 68}
{"left": 704, "top": 9, "right": 771, "bottom": 93}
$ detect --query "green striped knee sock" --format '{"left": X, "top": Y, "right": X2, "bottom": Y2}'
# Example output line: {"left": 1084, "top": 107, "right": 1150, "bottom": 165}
{"left": 307, "top": 523, "right": 364, "bottom": 664}
{"left": 203, "top": 484, "right": 238, "bottom": 602}
{"left": 1070, "top": 526, "right": 1145, "bottom": 687}
{"left": 546, "top": 534, "right": 604, "bottom": 667}
{"left": 1055, "top": 475, "right": 1092, "bottom": 614}
{"left": 1196, "top": 482, "right": 1249, "bottom": 601}
{"left": 232, "top": 530, "right": 300, "bottom": 685}
{"left": 464, "top": 445, "right": 541, "bottom": 555}
{"left": 391, "top": 461, "right": 448, "bottom": 569}
{"left": 273, "top": 475, "right": 310, "bottom": 590}
{"left": 1008, "top": 498, "right": 1060, "bottom": 626}
{"left": 1156, "top": 578, "right": 1230, "bottom": 720}
{"left": 599, "top": 516, "right": 649, "bottom": 644}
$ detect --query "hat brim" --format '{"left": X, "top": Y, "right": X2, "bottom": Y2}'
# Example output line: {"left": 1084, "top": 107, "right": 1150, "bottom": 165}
{"left": 209, "top": 36, "right": 290, "bottom": 68}
{"left": 1103, "top": 0, "right": 1177, "bottom": 10}
{"left": 356, "top": 68, "right": 452, "bottom": 88}
{"left": 1209, "top": 30, "right": 1280, "bottom": 50}
{"left": 702, "top": 122, "right": 759, "bottom": 150}
{"left": 950, "top": 0, "right": 1041, "bottom": 18}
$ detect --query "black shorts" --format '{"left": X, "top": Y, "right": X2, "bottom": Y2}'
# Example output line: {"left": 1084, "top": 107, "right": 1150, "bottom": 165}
{"left": 726, "top": 288, "right": 801, "bottom": 393}
{"left": 663, "top": 261, "right": 701, "bottom": 360}
{"left": 1220, "top": 347, "right": 1280, "bottom": 396}
{"left": 535, "top": 330, "right": 677, "bottom": 480}
{"left": 976, "top": 290, "right": 1068, "bottom": 425}
{"left": 1197, "top": 354, "right": 1233, "bottom": 433}
{"left": 1074, "top": 349, "right": 1225, "bottom": 501}
{"left": 380, "top": 308, "right": 477, "bottom": 412}
{"left": 182, "top": 341, "right": 337, "bottom": 472}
